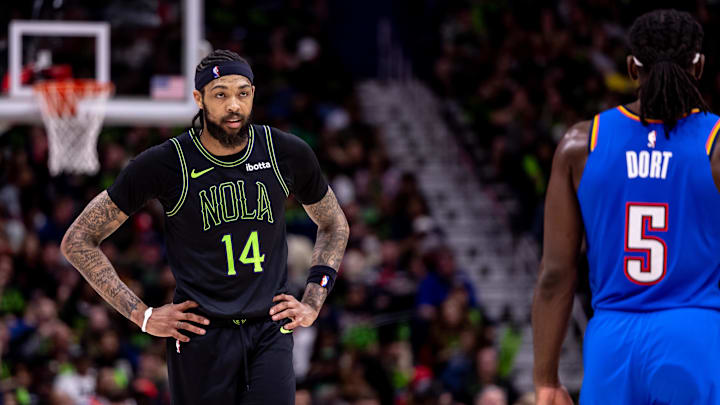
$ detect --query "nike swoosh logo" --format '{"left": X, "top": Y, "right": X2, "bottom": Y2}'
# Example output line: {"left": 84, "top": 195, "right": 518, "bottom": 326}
{"left": 279, "top": 326, "right": 293, "bottom": 334}
{"left": 190, "top": 167, "right": 214, "bottom": 178}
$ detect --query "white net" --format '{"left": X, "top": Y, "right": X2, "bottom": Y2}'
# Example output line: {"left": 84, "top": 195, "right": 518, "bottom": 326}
{"left": 34, "top": 80, "right": 114, "bottom": 176}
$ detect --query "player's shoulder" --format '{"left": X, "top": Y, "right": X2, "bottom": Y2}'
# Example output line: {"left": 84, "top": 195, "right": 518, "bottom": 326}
{"left": 261, "top": 125, "right": 304, "bottom": 144}
{"left": 139, "top": 136, "right": 178, "bottom": 158}
{"left": 555, "top": 120, "right": 591, "bottom": 163}
{"left": 129, "top": 132, "right": 189, "bottom": 169}
{"left": 558, "top": 105, "right": 625, "bottom": 156}
{"left": 259, "top": 125, "right": 315, "bottom": 156}
{"left": 697, "top": 110, "right": 720, "bottom": 124}
{"left": 702, "top": 110, "right": 720, "bottom": 119}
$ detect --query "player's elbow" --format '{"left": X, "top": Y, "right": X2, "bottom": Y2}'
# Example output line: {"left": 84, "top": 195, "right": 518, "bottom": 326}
{"left": 60, "top": 225, "right": 93, "bottom": 261}
{"left": 60, "top": 230, "right": 73, "bottom": 261}
{"left": 337, "top": 213, "right": 350, "bottom": 241}
{"left": 535, "top": 259, "right": 576, "bottom": 300}
{"left": 60, "top": 227, "right": 77, "bottom": 260}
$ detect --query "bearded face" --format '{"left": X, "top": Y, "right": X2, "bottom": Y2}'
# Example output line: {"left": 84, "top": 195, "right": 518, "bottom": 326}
{"left": 202, "top": 101, "right": 251, "bottom": 147}
{"left": 194, "top": 74, "right": 255, "bottom": 148}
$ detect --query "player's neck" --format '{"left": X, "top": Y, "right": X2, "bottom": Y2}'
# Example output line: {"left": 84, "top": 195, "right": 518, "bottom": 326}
{"left": 624, "top": 99, "right": 699, "bottom": 119}
{"left": 626, "top": 99, "right": 641, "bottom": 114}
{"left": 198, "top": 127, "right": 249, "bottom": 156}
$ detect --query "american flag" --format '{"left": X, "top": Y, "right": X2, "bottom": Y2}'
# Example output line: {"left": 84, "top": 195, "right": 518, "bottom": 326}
{"left": 151, "top": 75, "right": 185, "bottom": 100}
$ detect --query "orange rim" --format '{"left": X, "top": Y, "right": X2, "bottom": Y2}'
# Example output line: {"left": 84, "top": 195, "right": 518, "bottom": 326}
{"left": 34, "top": 79, "right": 114, "bottom": 116}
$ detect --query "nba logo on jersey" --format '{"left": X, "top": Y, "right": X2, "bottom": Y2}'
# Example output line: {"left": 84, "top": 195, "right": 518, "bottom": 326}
{"left": 212, "top": 66, "right": 220, "bottom": 78}
{"left": 320, "top": 275, "right": 329, "bottom": 287}
{"left": 647, "top": 131, "right": 656, "bottom": 148}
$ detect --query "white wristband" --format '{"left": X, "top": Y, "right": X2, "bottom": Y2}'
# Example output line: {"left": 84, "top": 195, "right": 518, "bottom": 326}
{"left": 141, "top": 307, "right": 153, "bottom": 333}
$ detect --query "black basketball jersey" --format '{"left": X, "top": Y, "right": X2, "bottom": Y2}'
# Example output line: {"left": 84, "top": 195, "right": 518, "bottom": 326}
{"left": 108, "top": 124, "right": 328, "bottom": 318}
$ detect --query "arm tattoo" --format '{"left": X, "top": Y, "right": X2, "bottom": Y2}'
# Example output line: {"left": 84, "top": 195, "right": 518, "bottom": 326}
{"left": 300, "top": 187, "right": 348, "bottom": 312}
{"left": 301, "top": 282, "right": 328, "bottom": 313}
{"left": 61, "top": 191, "right": 144, "bottom": 323}
{"left": 302, "top": 188, "right": 350, "bottom": 270}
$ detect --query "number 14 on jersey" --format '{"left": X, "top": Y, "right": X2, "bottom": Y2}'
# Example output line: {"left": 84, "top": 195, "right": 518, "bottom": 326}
{"left": 221, "top": 232, "right": 265, "bottom": 275}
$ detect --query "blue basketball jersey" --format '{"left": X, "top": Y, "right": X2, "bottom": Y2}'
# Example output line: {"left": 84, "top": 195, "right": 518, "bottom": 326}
{"left": 577, "top": 105, "right": 720, "bottom": 311}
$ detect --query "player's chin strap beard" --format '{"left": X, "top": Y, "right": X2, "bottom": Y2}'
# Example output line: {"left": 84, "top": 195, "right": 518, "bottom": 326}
{"left": 202, "top": 109, "right": 251, "bottom": 148}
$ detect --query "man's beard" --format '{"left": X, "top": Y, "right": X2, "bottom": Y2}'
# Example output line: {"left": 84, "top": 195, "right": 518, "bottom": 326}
{"left": 202, "top": 106, "right": 251, "bottom": 148}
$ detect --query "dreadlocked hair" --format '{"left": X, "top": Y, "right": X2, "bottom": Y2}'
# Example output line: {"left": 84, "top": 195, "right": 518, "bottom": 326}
{"left": 628, "top": 9, "right": 709, "bottom": 134}
{"left": 191, "top": 49, "right": 248, "bottom": 130}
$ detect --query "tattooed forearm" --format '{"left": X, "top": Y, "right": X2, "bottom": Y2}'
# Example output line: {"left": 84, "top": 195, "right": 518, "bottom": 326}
{"left": 61, "top": 191, "right": 145, "bottom": 325}
{"left": 301, "top": 282, "right": 329, "bottom": 313}
{"left": 299, "top": 188, "right": 346, "bottom": 313}
{"left": 302, "top": 188, "right": 349, "bottom": 270}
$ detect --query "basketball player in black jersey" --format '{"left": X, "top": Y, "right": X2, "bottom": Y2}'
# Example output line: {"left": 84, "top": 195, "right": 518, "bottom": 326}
{"left": 61, "top": 50, "right": 349, "bottom": 404}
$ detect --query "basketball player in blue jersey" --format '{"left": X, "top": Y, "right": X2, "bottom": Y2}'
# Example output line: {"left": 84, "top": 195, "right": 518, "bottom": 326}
{"left": 532, "top": 9, "right": 720, "bottom": 405}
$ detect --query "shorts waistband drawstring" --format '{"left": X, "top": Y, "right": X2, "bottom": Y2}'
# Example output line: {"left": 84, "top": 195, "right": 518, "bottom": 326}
{"left": 238, "top": 321, "right": 251, "bottom": 392}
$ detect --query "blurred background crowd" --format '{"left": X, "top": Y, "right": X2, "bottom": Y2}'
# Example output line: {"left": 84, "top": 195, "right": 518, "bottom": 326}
{"left": 419, "top": 0, "right": 720, "bottom": 236}
{"left": 0, "top": 0, "right": 719, "bottom": 404}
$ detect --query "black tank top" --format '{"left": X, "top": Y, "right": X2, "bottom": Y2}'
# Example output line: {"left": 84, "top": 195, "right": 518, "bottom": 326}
{"left": 165, "top": 125, "right": 293, "bottom": 318}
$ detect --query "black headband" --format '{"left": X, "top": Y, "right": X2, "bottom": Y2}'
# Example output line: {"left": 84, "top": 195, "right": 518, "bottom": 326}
{"left": 194, "top": 60, "right": 254, "bottom": 91}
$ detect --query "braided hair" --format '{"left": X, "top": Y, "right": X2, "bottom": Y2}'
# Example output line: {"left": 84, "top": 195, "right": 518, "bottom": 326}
{"left": 628, "top": 9, "right": 709, "bottom": 134}
{"left": 192, "top": 50, "right": 248, "bottom": 129}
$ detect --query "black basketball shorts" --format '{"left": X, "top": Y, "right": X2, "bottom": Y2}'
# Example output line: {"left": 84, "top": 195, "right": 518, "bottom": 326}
{"left": 166, "top": 316, "right": 295, "bottom": 405}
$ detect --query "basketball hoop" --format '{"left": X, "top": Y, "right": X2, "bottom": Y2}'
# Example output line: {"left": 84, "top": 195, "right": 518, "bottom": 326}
{"left": 34, "top": 79, "right": 114, "bottom": 176}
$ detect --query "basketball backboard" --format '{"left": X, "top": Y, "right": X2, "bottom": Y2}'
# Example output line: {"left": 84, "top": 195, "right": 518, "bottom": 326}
{"left": 0, "top": 0, "right": 204, "bottom": 126}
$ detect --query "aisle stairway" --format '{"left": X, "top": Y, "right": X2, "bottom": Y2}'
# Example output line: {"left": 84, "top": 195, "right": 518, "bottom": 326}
{"left": 357, "top": 79, "right": 584, "bottom": 393}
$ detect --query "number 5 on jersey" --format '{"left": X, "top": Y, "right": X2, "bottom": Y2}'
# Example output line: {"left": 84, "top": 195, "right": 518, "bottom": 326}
{"left": 624, "top": 203, "right": 668, "bottom": 285}
{"left": 221, "top": 232, "right": 264, "bottom": 275}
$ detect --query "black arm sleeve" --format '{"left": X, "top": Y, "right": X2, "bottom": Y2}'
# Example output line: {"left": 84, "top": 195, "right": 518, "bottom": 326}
{"left": 107, "top": 140, "right": 182, "bottom": 215}
{"left": 271, "top": 128, "right": 329, "bottom": 205}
